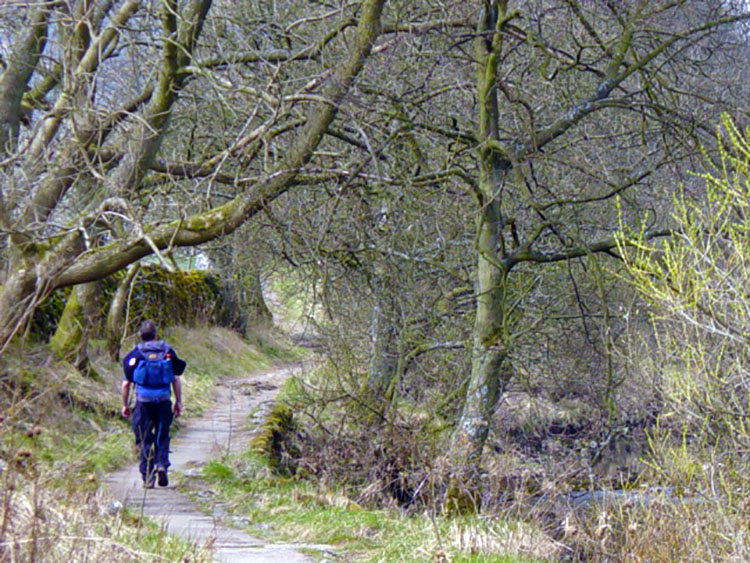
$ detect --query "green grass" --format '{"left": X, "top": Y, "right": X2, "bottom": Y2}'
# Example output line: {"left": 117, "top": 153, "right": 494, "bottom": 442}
{"left": 191, "top": 455, "right": 553, "bottom": 562}
{"left": 114, "top": 512, "right": 213, "bottom": 562}
{"left": 1, "top": 418, "right": 208, "bottom": 562}
{"left": 2, "top": 387, "right": 133, "bottom": 489}
{"left": 43, "top": 427, "right": 133, "bottom": 476}
{"left": 203, "top": 459, "right": 236, "bottom": 481}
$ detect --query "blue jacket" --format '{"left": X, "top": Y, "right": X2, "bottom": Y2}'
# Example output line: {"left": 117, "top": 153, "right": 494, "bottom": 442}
{"left": 122, "top": 340, "right": 186, "bottom": 401}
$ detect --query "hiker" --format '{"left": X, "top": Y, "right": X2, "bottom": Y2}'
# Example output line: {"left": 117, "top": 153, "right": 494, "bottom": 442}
{"left": 120, "top": 320, "right": 186, "bottom": 488}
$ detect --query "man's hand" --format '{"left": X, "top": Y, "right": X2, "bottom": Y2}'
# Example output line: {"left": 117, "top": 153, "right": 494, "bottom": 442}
{"left": 172, "top": 376, "right": 183, "bottom": 417}
{"left": 121, "top": 380, "right": 132, "bottom": 418}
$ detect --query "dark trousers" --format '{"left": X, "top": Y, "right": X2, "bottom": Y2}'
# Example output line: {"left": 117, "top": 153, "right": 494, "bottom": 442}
{"left": 132, "top": 400, "right": 173, "bottom": 480}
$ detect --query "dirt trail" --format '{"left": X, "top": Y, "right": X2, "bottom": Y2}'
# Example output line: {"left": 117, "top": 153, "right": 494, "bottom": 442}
{"left": 106, "top": 363, "right": 328, "bottom": 562}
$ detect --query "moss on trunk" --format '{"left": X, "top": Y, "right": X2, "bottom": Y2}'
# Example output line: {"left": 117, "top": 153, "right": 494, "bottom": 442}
{"left": 251, "top": 403, "right": 299, "bottom": 475}
{"left": 49, "top": 288, "right": 83, "bottom": 360}
{"left": 49, "top": 283, "right": 101, "bottom": 379}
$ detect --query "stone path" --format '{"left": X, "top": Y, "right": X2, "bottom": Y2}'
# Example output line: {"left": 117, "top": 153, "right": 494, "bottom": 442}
{"left": 106, "top": 364, "right": 329, "bottom": 562}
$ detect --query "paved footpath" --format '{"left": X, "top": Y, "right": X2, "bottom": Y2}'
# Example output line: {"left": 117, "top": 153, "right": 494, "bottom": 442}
{"left": 107, "top": 364, "right": 329, "bottom": 562}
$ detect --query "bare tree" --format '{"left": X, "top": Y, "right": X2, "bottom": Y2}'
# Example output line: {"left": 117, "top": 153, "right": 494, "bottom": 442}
{"left": 0, "top": 0, "right": 387, "bottom": 354}
{"left": 257, "top": 0, "right": 750, "bottom": 492}
{"left": 445, "top": 0, "right": 750, "bottom": 479}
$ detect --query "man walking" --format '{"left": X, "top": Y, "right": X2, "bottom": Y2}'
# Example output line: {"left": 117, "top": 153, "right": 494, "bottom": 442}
{"left": 121, "top": 320, "right": 186, "bottom": 488}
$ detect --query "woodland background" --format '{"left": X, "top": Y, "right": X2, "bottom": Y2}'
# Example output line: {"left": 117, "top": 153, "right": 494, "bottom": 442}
{"left": 4, "top": 1, "right": 750, "bottom": 560}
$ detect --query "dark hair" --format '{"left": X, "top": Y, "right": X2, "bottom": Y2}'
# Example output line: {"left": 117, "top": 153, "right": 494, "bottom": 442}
{"left": 139, "top": 320, "right": 157, "bottom": 341}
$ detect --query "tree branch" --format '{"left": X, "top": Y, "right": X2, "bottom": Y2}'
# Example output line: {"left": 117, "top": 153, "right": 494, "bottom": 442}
{"left": 508, "top": 228, "right": 673, "bottom": 267}
{"left": 0, "top": 4, "right": 50, "bottom": 157}
{"left": 53, "top": 0, "right": 388, "bottom": 288}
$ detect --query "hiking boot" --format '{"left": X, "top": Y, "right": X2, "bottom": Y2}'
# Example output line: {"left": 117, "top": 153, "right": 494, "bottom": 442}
{"left": 143, "top": 475, "right": 155, "bottom": 489}
{"left": 156, "top": 466, "right": 168, "bottom": 487}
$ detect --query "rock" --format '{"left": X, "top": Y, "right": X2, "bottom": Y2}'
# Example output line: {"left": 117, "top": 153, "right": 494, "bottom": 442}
{"left": 105, "top": 500, "right": 124, "bottom": 515}
{"left": 231, "top": 516, "right": 249, "bottom": 527}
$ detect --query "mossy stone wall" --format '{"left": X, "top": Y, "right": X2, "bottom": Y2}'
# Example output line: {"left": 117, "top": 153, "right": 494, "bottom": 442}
{"left": 123, "top": 265, "right": 226, "bottom": 330}
{"left": 32, "top": 265, "right": 235, "bottom": 341}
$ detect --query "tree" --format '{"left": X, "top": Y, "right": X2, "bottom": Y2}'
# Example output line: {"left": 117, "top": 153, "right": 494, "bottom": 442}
{"left": 0, "top": 0, "right": 387, "bottom": 355}
{"left": 255, "top": 0, "right": 750, "bottom": 490}
{"left": 245, "top": 1, "right": 750, "bottom": 485}
{"left": 435, "top": 0, "right": 750, "bottom": 477}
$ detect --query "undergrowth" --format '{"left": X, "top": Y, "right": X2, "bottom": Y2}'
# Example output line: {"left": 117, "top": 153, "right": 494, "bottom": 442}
{"left": 188, "top": 454, "right": 558, "bottom": 562}
{"left": 6, "top": 321, "right": 747, "bottom": 561}
{"left": 231, "top": 361, "right": 750, "bottom": 561}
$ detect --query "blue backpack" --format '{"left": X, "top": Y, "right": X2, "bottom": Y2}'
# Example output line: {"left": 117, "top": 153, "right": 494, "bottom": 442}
{"left": 133, "top": 341, "right": 174, "bottom": 388}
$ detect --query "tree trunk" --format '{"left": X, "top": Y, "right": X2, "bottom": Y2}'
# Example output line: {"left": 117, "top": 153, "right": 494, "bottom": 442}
{"left": 0, "top": 5, "right": 49, "bottom": 157}
{"left": 51, "top": 281, "right": 100, "bottom": 376}
{"left": 452, "top": 203, "right": 510, "bottom": 465}
{"left": 447, "top": 0, "right": 513, "bottom": 507}
{"left": 0, "top": 267, "right": 39, "bottom": 353}
{"left": 219, "top": 269, "right": 272, "bottom": 336}
{"left": 368, "top": 272, "right": 400, "bottom": 399}
{"left": 244, "top": 269, "right": 272, "bottom": 328}
{"left": 106, "top": 264, "right": 141, "bottom": 361}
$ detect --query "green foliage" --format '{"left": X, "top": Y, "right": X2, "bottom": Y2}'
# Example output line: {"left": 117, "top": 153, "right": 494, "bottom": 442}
{"left": 125, "top": 266, "right": 225, "bottom": 329}
{"left": 617, "top": 114, "right": 750, "bottom": 524}
{"left": 619, "top": 114, "right": 750, "bottom": 440}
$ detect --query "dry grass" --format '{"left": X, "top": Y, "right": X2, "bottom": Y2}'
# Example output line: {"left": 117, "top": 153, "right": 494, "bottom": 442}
{"left": 0, "top": 467, "right": 212, "bottom": 562}
{"left": 444, "top": 518, "right": 563, "bottom": 561}
{"left": 558, "top": 494, "right": 750, "bottom": 561}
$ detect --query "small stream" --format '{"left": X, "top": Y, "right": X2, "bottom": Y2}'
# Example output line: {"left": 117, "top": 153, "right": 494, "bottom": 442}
{"left": 556, "top": 486, "right": 708, "bottom": 511}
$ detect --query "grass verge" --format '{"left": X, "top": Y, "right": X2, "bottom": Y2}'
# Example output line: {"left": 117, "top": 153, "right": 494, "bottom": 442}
{"left": 187, "top": 454, "right": 559, "bottom": 562}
